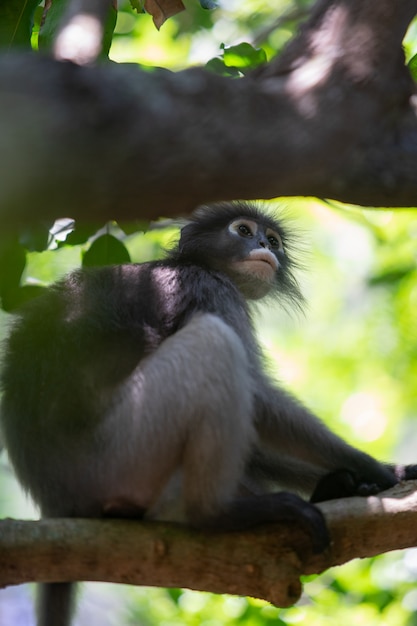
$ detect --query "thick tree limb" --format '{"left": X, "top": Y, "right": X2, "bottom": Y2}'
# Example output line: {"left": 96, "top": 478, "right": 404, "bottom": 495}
{"left": 0, "top": 0, "right": 417, "bottom": 226}
{"left": 51, "top": 0, "right": 115, "bottom": 64}
{"left": 1, "top": 481, "right": 417, "bottom": 607}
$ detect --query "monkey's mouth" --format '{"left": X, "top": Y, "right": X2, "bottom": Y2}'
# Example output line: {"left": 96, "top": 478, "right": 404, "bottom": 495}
{"left": 232, "top": 249, "right": 278, "bottom": 285}
{"left": 248, "top": 250, "right": 279, "bottom": 271}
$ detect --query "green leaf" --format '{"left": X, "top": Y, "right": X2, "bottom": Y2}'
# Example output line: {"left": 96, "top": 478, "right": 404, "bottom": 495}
{"left": 222, "top": 42, "right": 267, "bottom": 70}
{"left": 19, "top": 222, "right": 54, "bottom": 252}
{"left": 408, "top": 53, "right": 417, "bottom": 81}
{"left": 118, "top": 220, "right": 150, "bottom": 235}
{"left": 206, "top": 42, "right": 267, "bottom": 77}
{"left": 82, "top": 234, "right": 131, "bottom": 267}
{"left": 103, "top": 4, "right": 118, "bottom": 57}
{"left": 2, "top": 284, "right": 47, "bottom": 312}
{"left": 63, "top": 222, "right": 103, "bottom": 247}
{"left": 205, "top": 57, "right": 241, "bottom": 77}
{"left": 0, "top": 0, "right": 41, "bottom": 49}
{"left": 0, "top": 233, "right": 26, "bottom": 310}
{"left": 130, "top": 0, "right": 145, "bottom": 13}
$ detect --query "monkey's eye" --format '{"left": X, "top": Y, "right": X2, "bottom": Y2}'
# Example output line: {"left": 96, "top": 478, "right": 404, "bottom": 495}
{"left": 268, "top": 236, "right": 281, "bottom": 248}
{"left": 238, "top": 224, "right": 253, "bottom": 237}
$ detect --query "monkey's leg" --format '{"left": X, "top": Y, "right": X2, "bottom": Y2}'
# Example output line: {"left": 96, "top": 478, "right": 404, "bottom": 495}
{"left": 107, "top": 313, "right": 256, "bottom": 524}
{"left": 133, "top": 314, "right": 328, "bottom": 551}
{"left": 77, "top": 313, "right": 328, "bottom": 550}
{"left": 178, "top": 316, "right": 256, "bottom": 524}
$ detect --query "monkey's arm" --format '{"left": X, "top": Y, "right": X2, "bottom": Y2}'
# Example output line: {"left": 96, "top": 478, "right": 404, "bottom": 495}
{"left": 252, "top": 383, "right": 415, "bottom": 500}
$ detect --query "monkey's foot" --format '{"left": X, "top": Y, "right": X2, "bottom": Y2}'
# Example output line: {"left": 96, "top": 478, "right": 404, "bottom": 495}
{"left": 204, "top": 492, "right": 330, "bottom": 553}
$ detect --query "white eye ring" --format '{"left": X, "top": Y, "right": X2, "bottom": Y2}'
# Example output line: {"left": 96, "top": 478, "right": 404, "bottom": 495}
{"left": 228, "top": 219, "right": 257, "bottom": 238}
{"left": 237, "top": 224, "right": 253, "bottom": 237}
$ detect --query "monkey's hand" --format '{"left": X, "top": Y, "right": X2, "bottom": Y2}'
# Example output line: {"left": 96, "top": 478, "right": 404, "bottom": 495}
{"left": 310, "top": 469, "right": 388, "bottom": 503}
{"left": 311, "top": 464, "right": 417, "bottom": 504}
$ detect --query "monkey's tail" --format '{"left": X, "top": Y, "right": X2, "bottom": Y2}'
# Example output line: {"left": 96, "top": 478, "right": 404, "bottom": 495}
{"left": 38, "top": 582, "right": 76, "bottom": 626}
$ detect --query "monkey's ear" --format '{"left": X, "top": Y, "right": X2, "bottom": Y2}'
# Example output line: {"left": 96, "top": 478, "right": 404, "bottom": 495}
{"left": 177, "top": 221, "right": 198, "bottom": 255}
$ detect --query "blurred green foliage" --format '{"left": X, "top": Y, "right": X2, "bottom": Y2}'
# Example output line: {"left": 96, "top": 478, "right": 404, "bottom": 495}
{"left": 1, "top": 0, "right": 417, "bottom": 624}
{"left": 0, "top": 0, "right": 41, "bottom": 49}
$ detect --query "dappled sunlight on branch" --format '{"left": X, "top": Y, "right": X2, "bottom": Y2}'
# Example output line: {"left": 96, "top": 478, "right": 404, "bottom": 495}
{"left": 54, "top": 14, "right": 105, "bottom": 64}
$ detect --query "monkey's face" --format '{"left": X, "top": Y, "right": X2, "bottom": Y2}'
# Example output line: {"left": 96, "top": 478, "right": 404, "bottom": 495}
{"left": 224, "top": 217, "right": 284, "bottom": 299}
{"left": 176, "top": 203, "right": 302, "bottom": 307}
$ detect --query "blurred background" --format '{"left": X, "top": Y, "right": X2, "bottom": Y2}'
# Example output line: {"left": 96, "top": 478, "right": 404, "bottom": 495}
{"left": 1, "top": 0, "right": 417, "bottom": 624}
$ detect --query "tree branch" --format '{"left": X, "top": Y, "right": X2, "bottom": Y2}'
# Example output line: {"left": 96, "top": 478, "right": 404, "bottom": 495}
{"left": 51, "top": 0, "right": 115, "bottom": 65}
{"left": 265, "top": 0, "right": 417, "bottom": 76}
{"left": 1, "top": 0, "right": 417, "bottom": 227}
{"left": 1, "top": 482, "right": 417, "bottom": 607}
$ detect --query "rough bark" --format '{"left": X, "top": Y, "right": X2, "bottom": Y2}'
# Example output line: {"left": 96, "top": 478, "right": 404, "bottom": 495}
{"left": 1, "top": 481, "right": 417, "bottom": 607}
{"left": 0, "top": 0, "right": 417, "bottom": 227}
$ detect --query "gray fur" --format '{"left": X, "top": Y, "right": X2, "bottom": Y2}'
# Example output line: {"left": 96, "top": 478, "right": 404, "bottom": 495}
{"left": 0, "top": 202, "right": 413, "bottom": 626}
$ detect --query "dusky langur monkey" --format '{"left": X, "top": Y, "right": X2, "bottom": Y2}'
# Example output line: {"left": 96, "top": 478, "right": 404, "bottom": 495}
{"left": 1, "top": 202, "right": 416, "bottom": 626}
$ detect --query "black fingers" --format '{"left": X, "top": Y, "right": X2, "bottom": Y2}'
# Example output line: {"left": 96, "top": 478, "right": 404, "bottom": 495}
{"left": 402, "top": 465, "right": 417, "bottom": 480}
{"left": 311, "top": 468, "right": 399, "bottom": 503}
